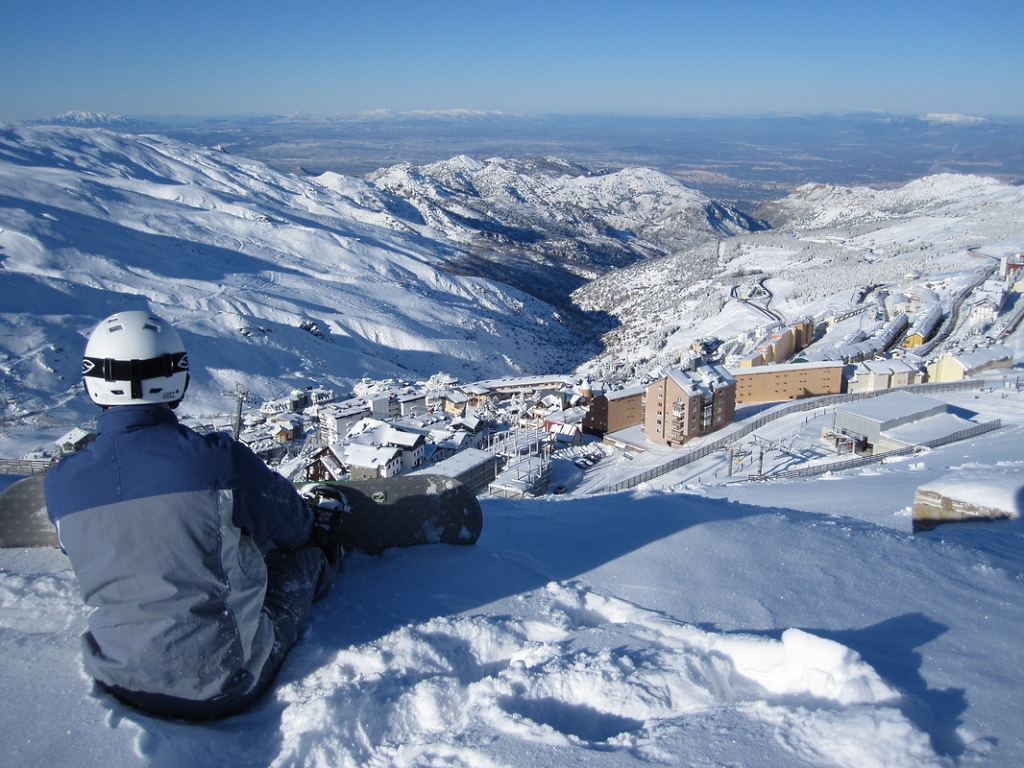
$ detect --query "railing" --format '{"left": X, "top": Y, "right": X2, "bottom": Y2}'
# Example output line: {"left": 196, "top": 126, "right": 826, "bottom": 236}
{"left": 593, "top": 378, "right": 991, "bottom": 494}
{"left": 0, "top": 458, "right": 53, "bottom": 476}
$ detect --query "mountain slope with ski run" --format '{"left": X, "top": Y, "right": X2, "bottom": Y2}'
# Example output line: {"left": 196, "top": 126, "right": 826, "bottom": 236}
{"left": 574, "top": 172, "right": 1024, "bottom": 381}
{"left": 0, "top": 125, "right": 757, "bottom": 427}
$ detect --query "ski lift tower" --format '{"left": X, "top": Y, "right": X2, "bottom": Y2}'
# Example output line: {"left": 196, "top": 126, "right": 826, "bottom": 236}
{"left": 224, "top": 383, "right": 255, "bottom": 441}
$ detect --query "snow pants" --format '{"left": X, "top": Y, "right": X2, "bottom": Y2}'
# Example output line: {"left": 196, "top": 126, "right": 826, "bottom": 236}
{"left": 98, "top": 544, "right": 335, "bottom": 720}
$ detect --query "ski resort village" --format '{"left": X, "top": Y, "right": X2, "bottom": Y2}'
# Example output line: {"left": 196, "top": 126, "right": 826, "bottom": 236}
{"left": 1, "top": 125, "right": 1022, "bottom": 527}
{"left": 25, "top": 247, "right": 1024, "bottom": 532}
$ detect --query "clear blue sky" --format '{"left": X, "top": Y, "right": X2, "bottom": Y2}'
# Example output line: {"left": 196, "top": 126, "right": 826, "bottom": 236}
{"left": 2, "top": 0, "right": 1021, "bottom": 120}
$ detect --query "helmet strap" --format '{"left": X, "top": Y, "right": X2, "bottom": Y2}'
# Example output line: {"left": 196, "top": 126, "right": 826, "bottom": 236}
{"left": 82, "top": 351, "right": 188, "bottom": 402}
{"left": 129, "top": 359, "right": 143, "bottom": 400}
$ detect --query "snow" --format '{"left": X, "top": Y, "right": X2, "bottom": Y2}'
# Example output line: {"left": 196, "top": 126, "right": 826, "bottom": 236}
{"left": 918, "top": 469, "right": 1022, "bottom": 520}
{"left": 2, "top": 124, "right": 1024, "bottom": 767}
{"left": 881, "top": 411, "right": 976, "bottom": 446}
{"left": 834, "top": 389, "right": 946, "bottom": 425}
{"left": 3, "top": 385, "right": 1024, "bottom": 767}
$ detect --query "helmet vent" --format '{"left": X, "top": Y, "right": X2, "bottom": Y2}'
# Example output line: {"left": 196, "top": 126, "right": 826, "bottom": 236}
{"left": 142, "top": 323, "right": 159, "bottom": 332}
{"left": 108, "top": 324, "right": 124, "bottom": 333}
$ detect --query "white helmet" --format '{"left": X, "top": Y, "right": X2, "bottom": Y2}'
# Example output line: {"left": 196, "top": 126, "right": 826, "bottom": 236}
{"left": 81, "top": 311, "right": 190, "bottom": 407}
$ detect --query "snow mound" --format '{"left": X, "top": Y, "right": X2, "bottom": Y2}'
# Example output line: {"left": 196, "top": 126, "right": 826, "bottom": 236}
{"left": 6, "top": 470, "right": 1021, "bottom": 767}
{"left": 268, "top": 580, "right": 934, "bottom": 767}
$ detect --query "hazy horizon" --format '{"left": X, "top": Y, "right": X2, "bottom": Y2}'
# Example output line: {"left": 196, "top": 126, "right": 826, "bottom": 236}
{"left": 4, "top": 1, "right": 1021, "bottom": 121}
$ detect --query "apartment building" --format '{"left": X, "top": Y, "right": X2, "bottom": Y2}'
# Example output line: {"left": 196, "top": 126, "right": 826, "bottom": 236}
{"left": 730, "top": 361, "right": 845, "bottom": 404}
{"left": 644, "top": 364, "right": 736, "bottom": 447}
{"left": 582, "top": 384, "right": 646, "bottom": 436}
{"left": 846, "top": 358, "right": 923, "bottom": 394}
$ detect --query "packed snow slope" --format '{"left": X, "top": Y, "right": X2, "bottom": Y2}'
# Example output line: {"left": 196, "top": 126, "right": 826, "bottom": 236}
{"left": 2, "top": 398, "right": 1023, "bottom": 767}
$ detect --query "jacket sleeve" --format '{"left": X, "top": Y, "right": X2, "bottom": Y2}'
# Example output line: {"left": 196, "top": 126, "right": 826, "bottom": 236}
{"left": 229, "top": 439, "right": 313, "bottom": 551}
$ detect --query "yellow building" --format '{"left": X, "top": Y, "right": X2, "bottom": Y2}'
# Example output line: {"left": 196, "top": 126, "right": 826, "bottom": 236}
{"left": 926, "top": 347, "right": 1012, "bottom": 382}
{"left": 739, "top": 318, "right": 816, "bottom": 367}
{"left": 730, "top": 361, "right": 845, "bottom": 404}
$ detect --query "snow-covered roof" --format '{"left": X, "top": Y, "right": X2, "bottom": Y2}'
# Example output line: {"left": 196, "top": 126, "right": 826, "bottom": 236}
{"left": 411, "top": 447, "right": 495, "bottom": 476}
{"left": 343, "top": 442, "right": 401, "bottom": 468}
{"left": 836, "top": 390, "right": 946, "bottom": 424}
{"left": 853, "top": 358, "right": 920, "bottom": 376}
{"left": 466, "top": 375, "right": 574, "bottom": 393}
{"left": 56, "top": 427, "right": 92, "bottom": 446}
{"left": 666, "top": 363, "right": 735, "bottom": 398}
{"left": 605, "top": 384, "right": 647, "bottom": 400}
{"left": 881, "top": 411, "right": 976, "bottom": 446}
{"left": 948, "top": 345, "right": 1012, "bottom": 372}
{"left": 730, "top": 360, "right": 843, "bottom": 376}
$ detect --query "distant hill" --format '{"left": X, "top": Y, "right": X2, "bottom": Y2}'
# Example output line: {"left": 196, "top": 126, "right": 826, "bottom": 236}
{"left": 138, "top": 111, "right": 1024, "bottom": 202}
{"left": 33, "top": 111, "right": 148, "bottom": 130}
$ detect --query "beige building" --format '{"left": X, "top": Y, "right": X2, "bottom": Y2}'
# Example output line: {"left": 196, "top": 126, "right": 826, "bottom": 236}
{"left": 847, "top": 358, "right": 923, "bottom": 394}
{"left": 736, "top": 318, "right": 816, "bottom": 368}
{"left": 644, "top": 364, "right": 736, "bottom": 446}
{"left": 926, "top": 346, "right": 1013, "bottom": 382}
{"left": 582, "top": 384, "right": 646, "bottom": 436}
{"left": 730, "top": 361, "right": 845, "bottom": 404}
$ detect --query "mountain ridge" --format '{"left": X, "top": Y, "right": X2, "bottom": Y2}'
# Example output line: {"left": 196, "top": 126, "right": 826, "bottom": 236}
{"left": 364, "top": 154, "right": 764, "bottom": 309}
{"left": 0, "top": 125, "right": 759, "bottom": 427}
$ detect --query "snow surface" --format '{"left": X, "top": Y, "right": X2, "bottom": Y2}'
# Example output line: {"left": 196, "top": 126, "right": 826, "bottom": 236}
{"left": 3, "top": 385, "right": 1023, "bottom": 767}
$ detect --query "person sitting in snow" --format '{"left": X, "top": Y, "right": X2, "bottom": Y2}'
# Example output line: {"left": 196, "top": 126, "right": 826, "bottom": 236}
{"left": 44, "top": 310, "right": 343, "bottom": 720}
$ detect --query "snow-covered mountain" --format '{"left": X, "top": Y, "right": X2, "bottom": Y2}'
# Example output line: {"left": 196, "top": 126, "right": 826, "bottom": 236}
{"left": 2, "top": 124, "right": 1023, "bottom": 430}
{"left": 0, "top": 126, "right": 736, "bottom": 426}
{"left": 758, "top": 174, "right": 1023, "bottom": 232}
{"left": 574, "top": 173, "right": 1024, "bottom": 381}
{"left": 369, "top": 155, "right": 762, "bottom": 259}
{"left": 364, "top": 155, "right": 764, "bottom": 308}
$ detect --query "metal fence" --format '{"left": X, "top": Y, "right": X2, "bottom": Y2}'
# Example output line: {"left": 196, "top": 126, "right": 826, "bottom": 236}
{"left": 593, "top": 378, "right": 993, "bottom": 494}
{"left": 0, "top": 458, "right": 53, "bottom": 476}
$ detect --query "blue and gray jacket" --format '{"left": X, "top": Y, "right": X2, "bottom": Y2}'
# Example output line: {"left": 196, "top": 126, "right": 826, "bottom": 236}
{"left": 44, "top": 404, "right": 313, "bottom": 703}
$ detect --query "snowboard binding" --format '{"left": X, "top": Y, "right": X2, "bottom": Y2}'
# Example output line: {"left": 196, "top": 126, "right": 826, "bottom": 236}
{"left": 302, "top": 485, "right": 351, "bottom": 565}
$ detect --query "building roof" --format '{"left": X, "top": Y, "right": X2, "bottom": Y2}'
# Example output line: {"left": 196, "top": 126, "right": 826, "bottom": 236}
{"left": 344, "top": 442, "right": 401, "bottom": 469}
{"left": 413, "top": 448, "right": 496, "bottom": 477}
{"left": 882, "top": 411, "right": 976, "bottom": 447}
{"left": 729, "top": 360, "right": 843, "bottom": 376}
{"left": 666, "top": 363, "right": 736, "bottom": 398}
{"left": 836, "top": 390, "right": 946, "bottom": 425}
{"left": 854, "top": 358, "right": 920, "bottom": 376}
{"left": 605, "top": 384, "right": 647, "bottom": 401}
{"left": 947, "top": 345, "right": 1012, "bottom": 372}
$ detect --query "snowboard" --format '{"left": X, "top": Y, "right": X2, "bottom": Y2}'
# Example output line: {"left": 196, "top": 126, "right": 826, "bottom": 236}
{"left": 295, "top": 474, "right": 482, "bottom": 555}
{"left": 0, "top": 475, "right": 56, "bottom": 548}
{"left": 0, "top": 473, "right": 482, "bottom": 554}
